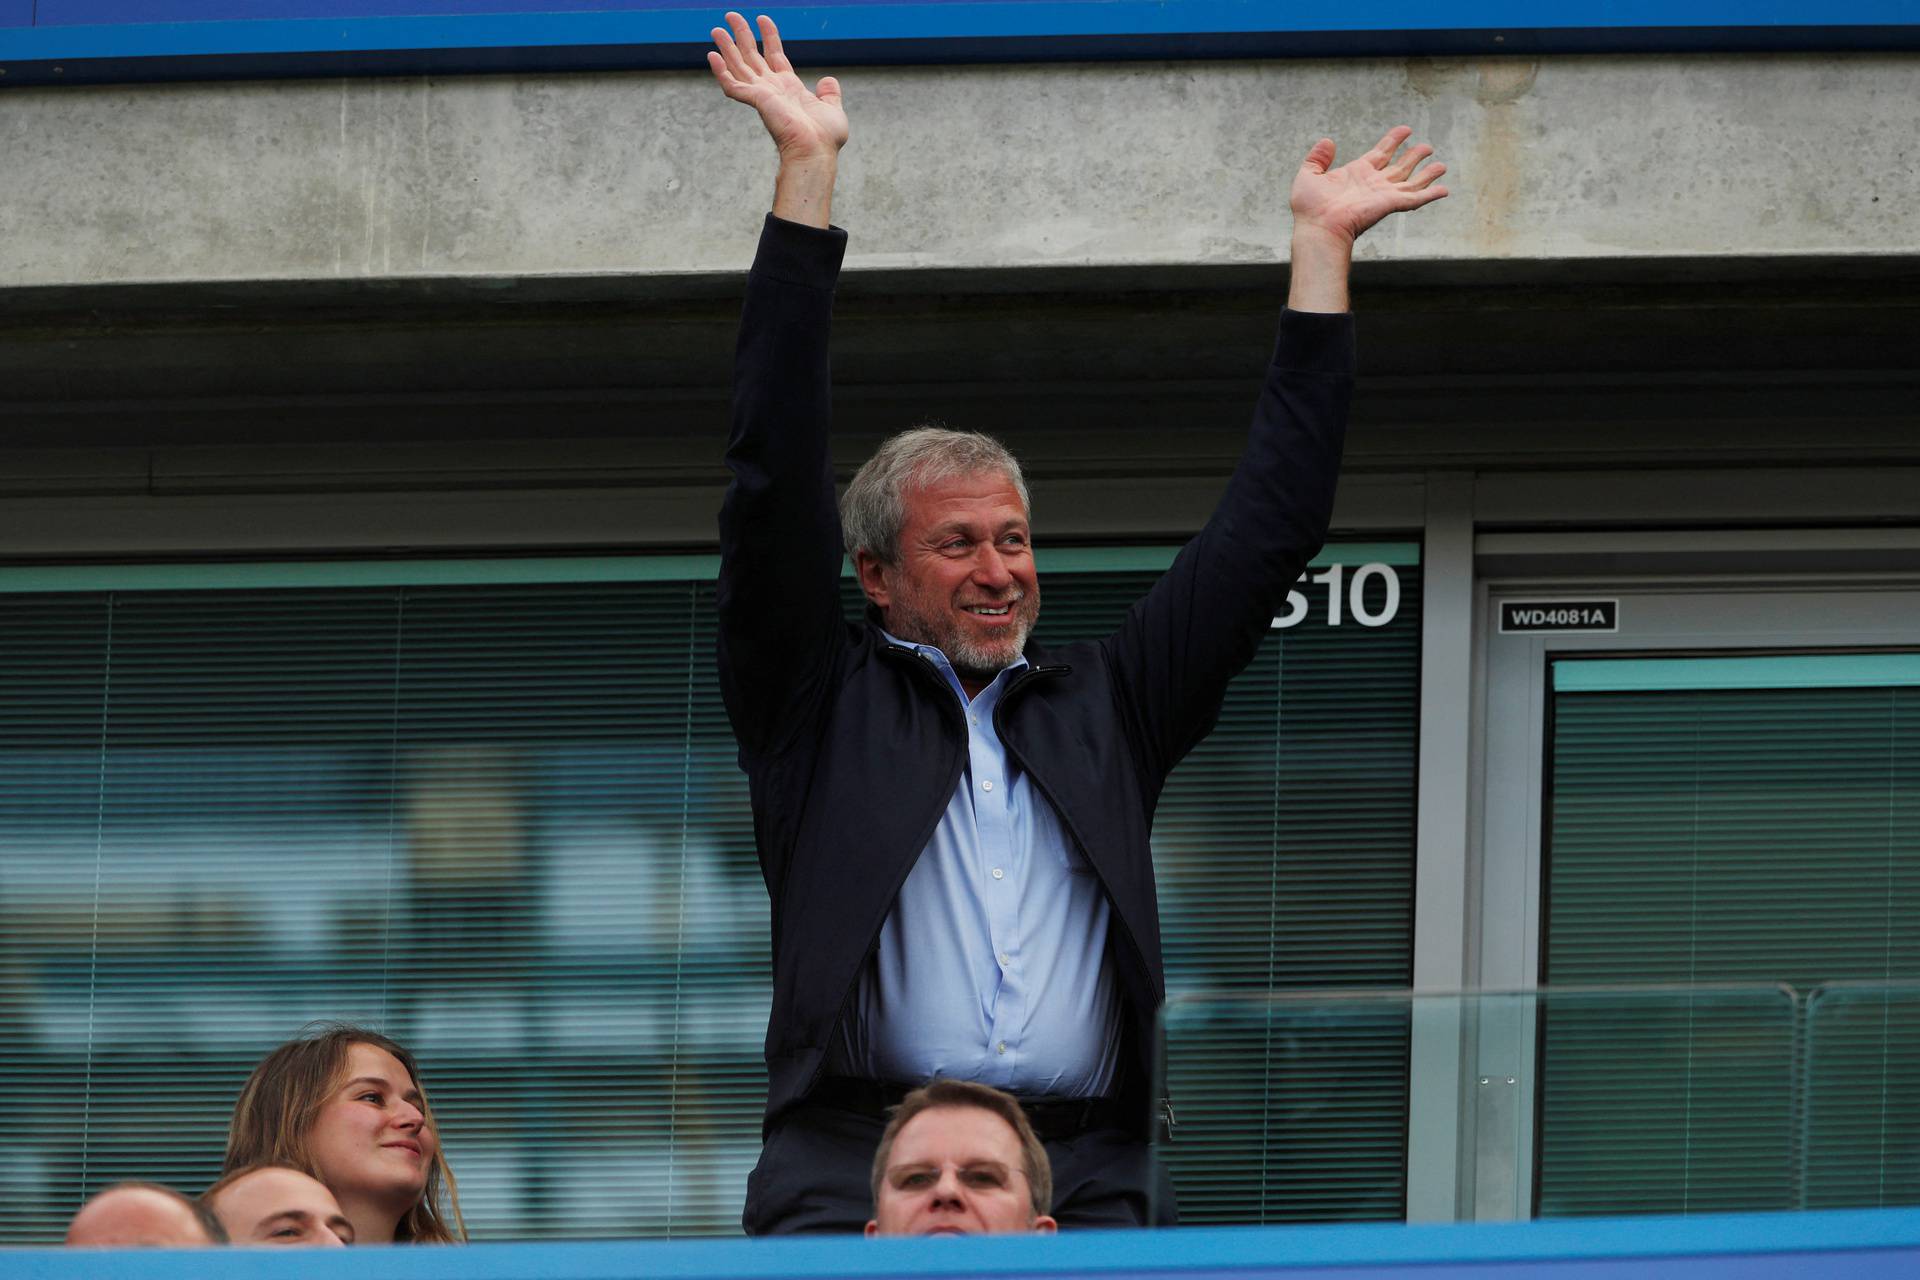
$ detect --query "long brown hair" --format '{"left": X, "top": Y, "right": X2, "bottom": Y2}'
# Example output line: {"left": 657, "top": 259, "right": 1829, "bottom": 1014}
{"left": 226, "top": 1023, "right": 465, "bottom": 1243}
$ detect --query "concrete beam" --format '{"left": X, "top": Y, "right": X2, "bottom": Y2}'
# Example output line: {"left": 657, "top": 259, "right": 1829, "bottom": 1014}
{"left": 2, "top": 54, "right": 1915, "bottom": 289}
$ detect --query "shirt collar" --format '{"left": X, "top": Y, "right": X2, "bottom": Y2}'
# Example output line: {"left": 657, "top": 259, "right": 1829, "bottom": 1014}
{"left": 881, "top": 629, "right": 1029, "bottom": 705}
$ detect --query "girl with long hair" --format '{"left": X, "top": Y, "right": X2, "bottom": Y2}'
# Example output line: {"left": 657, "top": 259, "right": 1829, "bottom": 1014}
{"left": 226, "top": 1023, "right": 465, "bottom": 1244}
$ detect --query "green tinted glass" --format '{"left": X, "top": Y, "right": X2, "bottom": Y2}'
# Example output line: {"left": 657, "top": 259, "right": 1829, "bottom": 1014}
{"left": 1542, "top": 660, "right": 1920, "bottom": 1215}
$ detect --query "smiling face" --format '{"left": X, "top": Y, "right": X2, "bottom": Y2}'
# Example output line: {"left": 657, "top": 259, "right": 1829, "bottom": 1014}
{"left": 855, "top": 469, "right": 1040, "bottom": 691}
{"left": 307, "top": 1042, "right": 435, "bottom": 1241}
{"left": 864, "top": 1105, "right": 1057, "bottom": 1237}
{"left": 211, "top": 1167, "right": 353, "bottom": 1247}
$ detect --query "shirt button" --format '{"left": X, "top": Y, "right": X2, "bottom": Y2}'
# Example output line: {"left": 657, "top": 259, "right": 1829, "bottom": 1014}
{"left": 991, "top": 867, "right": 1004, "bottom": 880}
{"left": 970, "top": 715, "right": 979, "bottom": 726}
{"left": 981, "top": 779, "right": 993, "bottom": 792}
{"left": 996, "top": 1041, "right": 1007, "bottom": 1055}
{"left": 998, "top": 953, "right": 1011, "bottom": 967}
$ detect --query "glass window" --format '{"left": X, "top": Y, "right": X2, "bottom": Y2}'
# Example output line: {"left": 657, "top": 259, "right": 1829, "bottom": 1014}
{"left": 0, "top": 545, "right": 1421, "bottom": 1241}
{"left": 1539, "top": 653, "right": 1920, "bottom": 1215}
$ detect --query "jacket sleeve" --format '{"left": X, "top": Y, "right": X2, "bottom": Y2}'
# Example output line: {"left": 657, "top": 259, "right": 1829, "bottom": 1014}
{"left": 716, "top": 214, "right": 852, "bottom": 760}
{"left": 1105, "top": 307, "right": 1354, "bottom": 787}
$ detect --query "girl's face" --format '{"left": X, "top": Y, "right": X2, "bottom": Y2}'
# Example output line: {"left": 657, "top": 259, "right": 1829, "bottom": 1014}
{"left": 309, "top": 1042, "right": 436, "bottom": 1211}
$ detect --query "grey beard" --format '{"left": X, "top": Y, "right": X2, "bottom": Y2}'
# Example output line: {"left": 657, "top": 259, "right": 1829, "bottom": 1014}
{"left": 884, "top": 598, "right": 1033, "bottom": 680}
{"left": 944, "top": 623, "right": 1032, "bottom": 682}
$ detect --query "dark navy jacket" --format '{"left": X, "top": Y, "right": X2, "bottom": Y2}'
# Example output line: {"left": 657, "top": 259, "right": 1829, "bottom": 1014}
{"left": 717, "top": 215, "right": 1353, "bottom": 1132}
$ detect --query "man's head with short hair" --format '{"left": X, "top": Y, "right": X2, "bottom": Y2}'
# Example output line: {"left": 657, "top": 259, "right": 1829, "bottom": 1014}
{"left": 843, "top": 428, "right": 1040, "bottom": 690}
{"left": 841, "top": 428, "right": 1031, "bottom": 567}
{"left": 65, "top": 1181, "right": 227, "bottom": 1247}
{"left": 865, "top": 1078, "right": 1056, "bottom": 1236}
{"left": 202, "top": 1164, "right": 354, "bottom": 1247}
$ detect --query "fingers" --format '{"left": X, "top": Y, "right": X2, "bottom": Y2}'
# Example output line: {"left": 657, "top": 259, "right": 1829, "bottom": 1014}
{"left": 758, "top": 13, "right": 792, "bottom": 72}
{"left": 1300, "top": 137, "right": 1336, "bottom": 175}
{"left": 1384, "top": 142, "right": 1433, "bottom": 183}
{"left": 1405, "top": 160, "right": 1446, "bottom": 191}
{"left": 1364, "top": 124, "right": 1413, "bottom": 168}
{"left": 726, "top": 10, "right": 770, "bottom": 75}
{"left": 815, "top": 75, "right": 843, "bottom": 108}
{"left": 710, "top": 21, "right": 752, "bottom": 83}
{"left": 1401, "top": 184, "right": 1450, "bottom": 209}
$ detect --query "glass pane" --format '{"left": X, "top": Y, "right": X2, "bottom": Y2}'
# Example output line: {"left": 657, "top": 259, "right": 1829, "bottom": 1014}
{"left": 1805, "top": 983, "right": 1920, "bottom": 1209}
{"left": 1543, "top": 671, "right": 1920, "bottom": 1216}
{"left": 1163, "top": 986, "right": 1805, "bottom": 1222}
{"left": 0, "top": 543, "right": 1421, "bottom": 1241}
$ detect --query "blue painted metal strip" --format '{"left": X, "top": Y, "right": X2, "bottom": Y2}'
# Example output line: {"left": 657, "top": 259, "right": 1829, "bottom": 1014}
{"left": 8, "top": 1210, "right": 1920, "bottom": 1280}
{"left": 26, "top": 0, "right": 1920, "bottom": 38}
{"left": 3, "top": 3, "right": 1918, "bottom": 87}
{"left": 1554, "top": 652, "right": 1920, "bottom": 693}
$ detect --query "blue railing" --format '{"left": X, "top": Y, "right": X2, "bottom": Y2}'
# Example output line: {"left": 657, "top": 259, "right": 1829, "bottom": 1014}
{"left": 11, "top": 1209, "right": 1920, "bottom": 1279}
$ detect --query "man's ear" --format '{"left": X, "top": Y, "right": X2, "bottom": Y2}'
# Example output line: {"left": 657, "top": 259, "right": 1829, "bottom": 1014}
{"left": 863, "top": 1219, "right": 880, "bottom": 1238}
{"left": 1032, "top": 1214, "right": 1058, "bottom": 1234}
{"left": 853, "top": 549, "right": 892, "bottom": 611}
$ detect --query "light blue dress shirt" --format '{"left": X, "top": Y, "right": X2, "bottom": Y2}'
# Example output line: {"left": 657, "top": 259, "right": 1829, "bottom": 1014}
{"left": 828, "top": 635, "right": 1122, "bottom": 1097}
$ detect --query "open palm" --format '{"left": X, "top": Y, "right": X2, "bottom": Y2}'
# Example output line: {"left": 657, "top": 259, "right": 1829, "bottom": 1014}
{"left": 1290, "top": 126, "right": 1448, "bottom": 244}
{"left": 708, "top": 12, "right": 847, "bottom": 161}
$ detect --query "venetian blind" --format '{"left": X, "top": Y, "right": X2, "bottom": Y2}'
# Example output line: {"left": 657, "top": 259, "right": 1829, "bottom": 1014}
{"left": 0, "top": 545, "right": 1420, "bottom": 1242}
{"left": 1017, "top": 548, "right": 1422, "bottom": 1224}
{"left": 1539, "top": 656, "right": 1920, "bottom": 1216}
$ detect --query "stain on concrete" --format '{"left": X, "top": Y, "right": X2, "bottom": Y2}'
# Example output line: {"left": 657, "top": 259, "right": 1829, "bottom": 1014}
{"left": 1408, "top": 58, "right": 1539, "bottom": 256}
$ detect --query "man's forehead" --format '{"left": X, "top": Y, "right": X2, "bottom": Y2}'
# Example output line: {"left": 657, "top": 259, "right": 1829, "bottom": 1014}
{"left": 222, "top": 1167, "right": 341, "bottom": 1211}
{"left": 890, "top": 1105, "right": 1025, "bottom": 1164}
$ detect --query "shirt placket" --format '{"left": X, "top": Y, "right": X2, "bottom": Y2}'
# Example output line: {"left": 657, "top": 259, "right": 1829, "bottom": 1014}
{"left": 967, "top": 679, "right": 1023, "bottom": 1088}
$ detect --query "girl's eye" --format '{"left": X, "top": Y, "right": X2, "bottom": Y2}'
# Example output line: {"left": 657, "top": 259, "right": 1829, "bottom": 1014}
{"left": 357, "top": 1091, "right": 382, "bottom": 1103}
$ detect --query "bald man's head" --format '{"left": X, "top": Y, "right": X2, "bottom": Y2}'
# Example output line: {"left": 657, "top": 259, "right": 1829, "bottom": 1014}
{"left": 65, "top": 1182, "right": 227, "bottom": 1247}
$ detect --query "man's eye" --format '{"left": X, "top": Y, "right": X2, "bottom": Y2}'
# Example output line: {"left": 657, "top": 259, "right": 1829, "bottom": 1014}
{"left": 270, "top": 1227, "right": 301, "bottom": 1239}
{"left": 962, "top": 1170, "right": 1007, "bottom": 1188}
{"left": 1002, "top": 534, "right": 1028, "bottom": 549}
{"left": 898, "top": 1171, "right": 935, "bottom": 1189}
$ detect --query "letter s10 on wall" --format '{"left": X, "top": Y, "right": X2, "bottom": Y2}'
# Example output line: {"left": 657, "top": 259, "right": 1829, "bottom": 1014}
{"left": 1271, "top": 563, "right": 1401, "bottom": 629}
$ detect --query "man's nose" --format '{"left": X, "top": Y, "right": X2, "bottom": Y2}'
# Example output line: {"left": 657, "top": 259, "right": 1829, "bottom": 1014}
{"left": 931, "top": 1166, "right": 966, "bottom": 1202}
{"left": 972, "top": 545, "right": 1013, "bottom": 588}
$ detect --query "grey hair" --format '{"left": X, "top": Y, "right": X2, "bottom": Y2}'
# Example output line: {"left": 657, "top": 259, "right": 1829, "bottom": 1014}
{"left": 840, "top": 426, "right": 1031, "bottom": 563}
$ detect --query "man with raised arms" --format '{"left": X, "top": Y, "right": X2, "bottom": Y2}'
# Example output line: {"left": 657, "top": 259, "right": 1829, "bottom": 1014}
{"left": 707, "top": 11, "right": 1447, "bottom": 1233}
